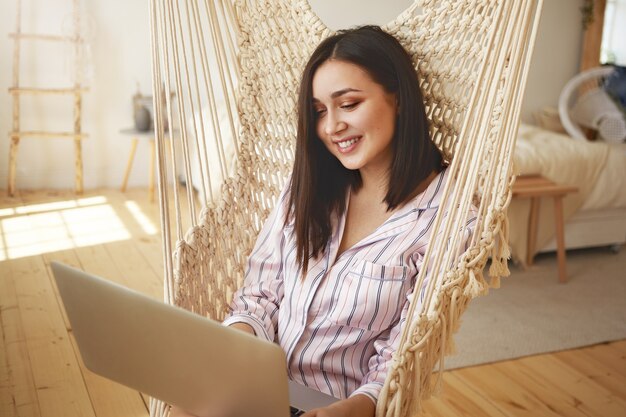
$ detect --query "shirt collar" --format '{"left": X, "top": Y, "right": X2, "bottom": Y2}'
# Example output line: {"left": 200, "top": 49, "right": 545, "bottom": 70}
{"left": 413, "top": 168, "right": 448, "bottom": 210}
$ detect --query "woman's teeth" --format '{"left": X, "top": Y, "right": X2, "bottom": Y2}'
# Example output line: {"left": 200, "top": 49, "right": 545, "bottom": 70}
{"left": 338, "top": 137, "right": 360, "bottom": 149}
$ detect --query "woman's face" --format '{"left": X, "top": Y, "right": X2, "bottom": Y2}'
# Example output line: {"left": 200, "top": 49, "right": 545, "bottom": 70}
{"left": 312, "top": 59, "right": 397, "bottom": 178}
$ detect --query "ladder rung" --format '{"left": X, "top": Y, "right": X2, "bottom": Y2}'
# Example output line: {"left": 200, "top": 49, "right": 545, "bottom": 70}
{"left": 9, "top": 131, "right": 88, "bottom": 139}
{"left": 9, "top": 87, "right": 89, "bottom": 95}
{"left": 9, "top": 32, "right": 85, "bottom": 43}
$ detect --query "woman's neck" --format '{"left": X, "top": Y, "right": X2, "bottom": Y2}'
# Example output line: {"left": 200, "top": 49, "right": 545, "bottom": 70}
{"left": 356, "top": 167, "right": 390, "bottom": 204}
{"left": 355, "top": 168, "right": 439, "bottom": 208}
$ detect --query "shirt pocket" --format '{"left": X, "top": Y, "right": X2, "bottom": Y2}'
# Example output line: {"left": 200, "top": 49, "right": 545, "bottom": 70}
{"left": 326, "top": 260, "right": 411, "bottom": 332}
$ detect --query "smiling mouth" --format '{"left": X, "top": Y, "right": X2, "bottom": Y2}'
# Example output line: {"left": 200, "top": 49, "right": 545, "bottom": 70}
{"left": 337, "top": 136, "right": 361, "bottom": 149}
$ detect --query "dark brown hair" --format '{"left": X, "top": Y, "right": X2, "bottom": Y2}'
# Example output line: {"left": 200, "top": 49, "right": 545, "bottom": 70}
{"left": 288, "top": 25, "right": 442, "bottom": 273}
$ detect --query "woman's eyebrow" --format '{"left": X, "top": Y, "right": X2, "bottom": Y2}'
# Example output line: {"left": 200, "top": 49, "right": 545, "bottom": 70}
{"left": 312, "top": 88, "right": 363, "bottom": 103}
{"left": 330, "top": 88, "right": 362, "bottom": 98}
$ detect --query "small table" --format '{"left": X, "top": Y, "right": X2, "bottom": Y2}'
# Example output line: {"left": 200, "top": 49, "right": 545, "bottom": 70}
{"left": 512, "top": 175, "right": 578, "bottom": 283}
{"left": 120, "top": 128, "right": 156, "bottom": 202}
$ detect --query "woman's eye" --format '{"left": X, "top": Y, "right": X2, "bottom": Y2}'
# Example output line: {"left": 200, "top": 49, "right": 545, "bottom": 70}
{"left": 315, "top": 108, "right": 327, "bottom": 117}
{"left": 340, "top": 102, "right": 358, "bottom": 110}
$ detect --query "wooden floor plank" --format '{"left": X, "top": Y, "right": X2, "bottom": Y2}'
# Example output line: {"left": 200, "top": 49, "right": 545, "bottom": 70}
{"left": 0, "top": 261, "right": 41, "bottom": 417}
{"left": 43, "top": 248, "right": 83, "bottom": 323}
{"left": 103, "top": 240, "right": 163, "bottom": 300}
{"left": 9, "top": 255, "right": 96, "bottom": 417}
{"left": 103, "top": 189, "right": 165, "bottom": 283}
{"left": 585, "top": 342, "right": 626, "bottom": 378}
{"left": 422, "top": 372, "right": 510, "bottom": 417}
{"left": 452, "top": 361, "right": 568, "bottom": 416}
{"left": 513, "top": 353, "right": 626, "bottom": 417}
{"left": 609, "top": 340, "right": 626, "bottom": 350}
{"left": 554, "top": 346, "right": 626, "bottom": 399}
{"left": 494, "top": 358, "right": 592, "bottom": 417}
{"left": 0, "top": 191, "right": 25, "bottom": 263}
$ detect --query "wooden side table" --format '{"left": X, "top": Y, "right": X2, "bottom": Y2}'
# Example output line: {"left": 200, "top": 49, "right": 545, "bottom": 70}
{"left": 512, "top": 175, "right": 578, "bottom": 283}
{"left": 120, "top": 128, "right": 156, "bottom": 202}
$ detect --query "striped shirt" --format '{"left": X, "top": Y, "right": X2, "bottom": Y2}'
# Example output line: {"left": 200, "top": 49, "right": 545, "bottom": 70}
{"left": 223, "top": 169, "right": 476, "bottom": 404}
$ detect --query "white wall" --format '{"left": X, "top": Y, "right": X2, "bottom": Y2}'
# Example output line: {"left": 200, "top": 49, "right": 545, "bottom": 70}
{"left": 0, "top": 0, "right": 586, "bottom": 190}
{"left": 0, "top": 0, "right": 153, "bottom": 191}
{"left": 602, "top": 0, "right": 626, "bottom": 65}
{"left": 308, "top": 0, "right": 412, "bottom": 29}
{"left": 521, "top": 0, "right": 585, "bottom": 122}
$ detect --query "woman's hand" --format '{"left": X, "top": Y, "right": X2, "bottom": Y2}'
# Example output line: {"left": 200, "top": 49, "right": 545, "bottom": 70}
{"left": 301, "top": 394, "right": 375, "bottom": 417}
{"left": 228, "top": 322, "right": 256, "bottom": 335}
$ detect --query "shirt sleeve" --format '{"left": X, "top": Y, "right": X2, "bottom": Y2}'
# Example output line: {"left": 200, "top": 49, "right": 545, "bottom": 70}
{"left": 222, "top": 184, "right": 290, "bottom": 342}
{"left": 350, "top": 213, "right": 477, "bottom": 404}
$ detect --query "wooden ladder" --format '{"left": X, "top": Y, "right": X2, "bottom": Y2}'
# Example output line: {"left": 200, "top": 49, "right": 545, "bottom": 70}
{"left": 8, "top": 0, "right": 88, "bottom": 196}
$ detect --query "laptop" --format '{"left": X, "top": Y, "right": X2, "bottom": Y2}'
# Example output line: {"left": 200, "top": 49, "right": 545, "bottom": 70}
{"left": 50, "top": 262, "right": 337, "bottom": 417}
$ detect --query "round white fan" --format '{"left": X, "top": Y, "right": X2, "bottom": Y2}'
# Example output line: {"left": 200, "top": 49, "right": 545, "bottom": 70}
{"left": 559, "top": 66, "right": 626, "bottom": 143}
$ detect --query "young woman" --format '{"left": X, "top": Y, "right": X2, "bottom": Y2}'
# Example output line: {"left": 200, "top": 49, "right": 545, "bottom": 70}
{"left": 173, "top": 25, "right": 474, "bottom": 417}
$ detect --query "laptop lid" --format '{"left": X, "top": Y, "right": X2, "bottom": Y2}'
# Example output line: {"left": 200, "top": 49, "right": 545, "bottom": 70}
{"left": 51, "top": 261, "right": 293, "bottom": 417}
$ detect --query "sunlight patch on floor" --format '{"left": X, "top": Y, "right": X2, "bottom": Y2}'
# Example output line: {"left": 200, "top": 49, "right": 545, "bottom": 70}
{"left": 0, "top": 196, "right": 131, "bottom": 260}
{"left": 125, "top": 201, "right": 158, "bottom": 235}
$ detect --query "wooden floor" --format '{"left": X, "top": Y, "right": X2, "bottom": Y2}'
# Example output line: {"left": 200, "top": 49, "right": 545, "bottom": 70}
{"left": 1, "top": 188, "right": 625, "bottom": 417}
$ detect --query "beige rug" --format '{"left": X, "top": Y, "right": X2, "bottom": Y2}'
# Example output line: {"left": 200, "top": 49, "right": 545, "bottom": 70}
{"left": 445, "top": 245, "right": 626, "bottom": 369}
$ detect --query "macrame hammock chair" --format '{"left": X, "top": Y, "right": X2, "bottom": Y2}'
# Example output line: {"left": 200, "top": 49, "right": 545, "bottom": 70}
{"left": 147, "top": 1, "right": 542, "bottom": 416}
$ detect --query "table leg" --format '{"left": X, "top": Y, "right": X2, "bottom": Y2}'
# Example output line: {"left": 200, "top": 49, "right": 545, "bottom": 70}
{"left": 526, "top": 197, "right": 540, "bottom": 266}
{"left": 553, "top": 195, "right": 568, "bottom": 283}
{"left": 121, "top": 137, "right": 139, "bottom": 192}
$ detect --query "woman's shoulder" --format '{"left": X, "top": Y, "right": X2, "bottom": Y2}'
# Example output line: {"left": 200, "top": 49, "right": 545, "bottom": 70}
{"left": 408, "top": 168, "right": 448, "bottom": 210}
{"left": 276, "top": 177, "right": 295, "bottom": 226}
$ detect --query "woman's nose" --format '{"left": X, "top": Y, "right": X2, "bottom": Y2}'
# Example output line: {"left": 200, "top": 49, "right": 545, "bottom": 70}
{"left": 324, "top": 112, "right": 346, "bottom": 136}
